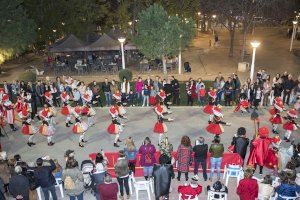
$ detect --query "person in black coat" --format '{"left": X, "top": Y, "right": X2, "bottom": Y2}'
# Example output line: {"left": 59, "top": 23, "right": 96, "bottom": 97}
{"left": 9, "top": 166, "right": 30, "bottom": 200}
{"left": 282, "top": 74, "right": 295, "bottom": 105}
{"left": 34, "top": 157, "right": 57, "bottom": 200}
{"left": 152, "top": 154, "right": 174, "bottom": 200}
{"left": 193, "top": 137, "right": 208, "bottom": 181}
{"left": 231, "top": 127, "right": 249, "bottom": 162}
{"left": 170, "top": 76, "right": 180, "bottom": 106}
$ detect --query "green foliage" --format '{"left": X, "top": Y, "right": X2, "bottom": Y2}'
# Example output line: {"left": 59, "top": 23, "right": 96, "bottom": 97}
{"left": 23, "top": 0, "right": 110, "bottom": 47}
{"left": 0, "top": 0, "right": 36, "bottom": 64}
{"left": 19, "top": 72, "right": 37, "bottom": 82}
{"left": 118, "top": 69, "right": 133, "bottom": 82}
{"left": 133, "top": 4, "right": 195, "bottom": 60}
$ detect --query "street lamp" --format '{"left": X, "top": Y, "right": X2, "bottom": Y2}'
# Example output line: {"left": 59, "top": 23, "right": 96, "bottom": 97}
{"left": 290, "top": 20, "right": 298, "bottom": 52}
{"left": 250, "top": 41, "right": 261, "bottom": 83}
{"left": 178, "top": 34, "right": 183, "bottom": 74}
{"left": 212, "top": 15, "right": 217, "bottom": 35}
{"left": 118, "top": 37, "right": 126, "bottom": 69}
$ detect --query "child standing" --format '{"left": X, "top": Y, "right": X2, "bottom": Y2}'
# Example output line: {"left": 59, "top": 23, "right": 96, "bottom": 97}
{"left": 142, "top": 85, "right": 150, "bottom": 107}
{"left": 198, "top": 85, "right": 206, "bottom": 106}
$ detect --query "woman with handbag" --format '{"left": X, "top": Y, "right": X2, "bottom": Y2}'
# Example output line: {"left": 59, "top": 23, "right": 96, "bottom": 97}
{"left": 62, "top": 158, "right": 85, "bottom": 200}
{"left": 177, "top": 136, "right": 193, "bottom": 181}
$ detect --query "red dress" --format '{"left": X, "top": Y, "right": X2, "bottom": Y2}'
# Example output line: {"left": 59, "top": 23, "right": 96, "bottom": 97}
{"left": 269, "top": 114, "right": 282, "bottom": 124}
{"left": 61, "top": 105, "right": 71, "bottom": 116}
{"left": 264, "top": 149, "right": 278, "bottom": 169}
{"left": 153, "top": 122, "right": 167, "bottom": 133}
{"left": 234, "top": 100, "right": 250, "bottom": 112}
{"left": 206, "top": 116, "right": 224, "bottom": 135}
{"left": 203, "top": 105, "right": 213, "bottom": 114}
{"left": 283, "top": 121, "right": 297, "bottom": 131}
{"left": 149, "top": 96, "right": 157, "bottom": 106}
{"left": 107, "top": 123, "right": 119, "bottom": 134}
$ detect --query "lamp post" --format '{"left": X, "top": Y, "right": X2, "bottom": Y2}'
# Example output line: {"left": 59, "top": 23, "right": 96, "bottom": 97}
{"left": 178, "top": 34, "right": 183, "bottom": 74}
{"left": 290, "top": 21, "right": 298, "bottom": 52}
{"left": 250, "top": 41, "right": 261, "bottom": 83}
{"left": 118, "top": 37, "right": 126, "bottom": 69}
{"left": 212, "top": 15, "right": 217, "bottom": 35}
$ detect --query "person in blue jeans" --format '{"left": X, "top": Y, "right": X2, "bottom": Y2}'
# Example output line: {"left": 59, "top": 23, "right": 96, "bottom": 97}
{"left": 34, "top": 156, "right": 58, "bottom": 200}
{"left": 209, "top": 136, "right": 224, "bottom": 181}
{"left": 102, "top": 78, "right": 111, "bottom": 106}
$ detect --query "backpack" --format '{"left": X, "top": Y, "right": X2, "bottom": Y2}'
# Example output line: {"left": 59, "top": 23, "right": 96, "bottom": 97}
{"left": 64, "top": 176, "right": 75, "bottom": 190}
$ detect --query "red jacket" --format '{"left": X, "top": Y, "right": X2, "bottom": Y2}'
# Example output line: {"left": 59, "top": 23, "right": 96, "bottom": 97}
{"left": 98, "top": 182, "right": 118, "bottom": 200}
{"left": 247, "top": 137, "right": 271, "bottom": 167}
{"left": 237, "top": 178, "right": 258, "bottom": 200}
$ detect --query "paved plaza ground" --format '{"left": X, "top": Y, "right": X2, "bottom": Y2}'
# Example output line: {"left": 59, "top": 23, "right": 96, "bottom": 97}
{"left": 1, "top": 106, "right": 299, "bottom": 199}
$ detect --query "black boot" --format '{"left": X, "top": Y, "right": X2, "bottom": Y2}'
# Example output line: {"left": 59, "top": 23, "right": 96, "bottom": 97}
{"left": 66, "top": 123, "right": 70, "bottom": 127}
{"left": 114, "top": 143, "right": 120, "bottom": 147}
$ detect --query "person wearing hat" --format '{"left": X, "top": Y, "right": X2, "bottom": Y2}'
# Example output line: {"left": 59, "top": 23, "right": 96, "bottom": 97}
{"left": 178, "top": 175, "right": 202, "bottom": 200}
{"left": 247, "top": 126, "right": 272, "bottom": 175}
{"left": 203, "top": 89, "right": 216, "bottom": 115}
{"left": 236, "top": 168, "right": 258, "bottom": 200}
{"left": 2, "top": 93, "right": 17, "bottom": 131}
{"left": 269, "top": 100, "right": 284, "bottom": 134}
{"left": 206, "top": 106, "right": 231, "bottom": 135}
{"left": 230, "top": 127, "right": 249, "bottom": 162}
{"left": 283, "top": 109, "right": 299, "bottom": 142}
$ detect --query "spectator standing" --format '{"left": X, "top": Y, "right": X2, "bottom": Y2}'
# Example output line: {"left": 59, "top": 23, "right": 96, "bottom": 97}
{"left": 186, "top": 82, "right": 192, "bottom": 106}
{"left": 135, "top": 77, "right": 144, "bottom": 106}
{"left": 93, "top": 152, "right": 108, "bottom": 187}
{"left": 102, "top": 78, "right": 111, "bottom": 107}
{"left": 110, "top": 80, "right": 118, "bottom": 104}
{"left": 254, "top": 86, "right": 263, "bottom": 108}
{"left": 273, "top": 78, "right": 284, "bottom": 98}
{"left": 124, "top": 137, "right": 138, "bottom": 174}
{"left": 153, "top": 154, "right": 175, "bottom": 200}
{"left": 171, "top": 76, "right": 180, "bottom": 106}
{"left": 153, "top": 76, "right": 161, "bottom": 93}
{"left": 144, "top": 76, "right": 154, "bottom": 89}
{"left": 163, "top": 80, "right": 173, "bottom": 107}
{"left": 283, "top": 74, "right": 294, "bottom": 105}
{"left": 231, "top": 127, "right": 249, "bottom": 162}
{"left": 275, "top": 170, "right": 300, "bottom": 199}
{"left": 139, "top": 137, "right": 156, "bottom": 180}
{"left": 197, "top": 78, "right": 205, "bottom": 105}
{"left": 34, "top": 156, "right": 57, "bottom": 200}
{"left": 237, "top": 168, "right": 258, "bottom": 200}
{"left": 193, "top": 137, "right": 208, "bottom": 181}
{"left": 35, "top": 80, "right": 45, "bottom": 106}
{"left": 62, "top": 158, "right": 85, "bottom": 200}
{"left": 91, "top": 81, "right": 102, "bottom": 107}
{"left": 224, "top": 77, "right": 234, "bottom": 106}
{"left": 262, "top": 79, "right": 272, "bottom": 106}
{"left": 114, "top": 150, "right": 130, "bottom": 200}
{"left": 209, "top": 135, "right": 224, "bottom": 181}
{"left": 142, "top": 85, "right": 150, "bottom": 107}
{"left": 98, "top": 174, "right": 118, "bottom": 200}
{"left": 177, "top": 136, "right": 193, "bottom": 181}
{"left": 9, "top": 166, "right": 30, "bottom": 200}
{"left": 233, "top": 74, "right": 241, "bottom": 103}
{"left": 0, "top": 152, "right": 10, "bottom": 193}
{"left": 258, "top": 175, "right": 274, "bottom": 200}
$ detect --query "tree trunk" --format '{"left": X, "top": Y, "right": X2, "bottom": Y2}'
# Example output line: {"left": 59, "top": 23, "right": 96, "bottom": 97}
{"left": 162, "top": 56, "right": 167, "bottom": 75}
{"left": 241, "top": 27, "right": 247, "bottom": 61}
{"left": 229, "top": 21, "right": 235, "bottom": 57}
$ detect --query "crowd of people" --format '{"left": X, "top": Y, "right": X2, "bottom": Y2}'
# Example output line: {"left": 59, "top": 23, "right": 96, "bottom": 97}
{"left": 0, "top": 69, "right": 299, "bottom": 200}
{"left": 0, "top": 127, "right": 300, "bottom": 200}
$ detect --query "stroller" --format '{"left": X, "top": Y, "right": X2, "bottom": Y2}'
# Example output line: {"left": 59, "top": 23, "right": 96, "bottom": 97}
{"left": 81, "top": 160, "right": 95, "bottom": 191}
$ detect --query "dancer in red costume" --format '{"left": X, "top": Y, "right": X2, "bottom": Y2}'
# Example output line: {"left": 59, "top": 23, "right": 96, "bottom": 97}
{"left": 264, "top": 136, "right": 281, "bottom": 172}
{"left": 39, "top": 104, "right": 55, "bottom": 146}
{"left": 234, "top": 94, "right": 250, "bottom": 113}
{"left": 153, "top": 116, "right": 168, "bottom": 144}
{"left": 283, "top": 109, "right": 299, "bottom": 142}
{"left": 154, "top": 102, "right": 173, "bottom": 121}
{"left": 203, "top": 90, "right": 217, "bottom": 115}
{"left": 269, "top": 100, "right": 284, "bottom": 134}
{"left": 72, "top": 116, "right": 89, "bottom": 147}
{"left": 206, "top": 106, "right": 230, "bottom": 135}
{"left": 20, "top": 107, "right": 37, "bottom": 147}
{"left": 2, "top": 94, "right": 17, "bottom": 131}
{"left": 247, "top": 126, "right": 271, "bottom": 175}
{"left": 107, "top": 117, "right": 124, "bottom": 147}
{"left": 61, "top": 102, "right": 73, "bottom": 127}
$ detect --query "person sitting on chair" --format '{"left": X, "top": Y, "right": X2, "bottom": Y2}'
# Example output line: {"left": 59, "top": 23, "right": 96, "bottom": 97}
{"left": 178, "top": 175, "right": 202, "bottom": 200}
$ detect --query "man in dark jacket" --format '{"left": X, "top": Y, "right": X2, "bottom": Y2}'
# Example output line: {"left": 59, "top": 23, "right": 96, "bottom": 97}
{"left": 102, "top": 78, "right": 111, "bottom": 107}
{"left": 34, "top": 157, "right": 57, "bottom": 200}
{"left": 283, "top": 74, "right": 294, "bottom": 105}
{"left": 193, "top": 137, "right": 208, "bottom": 181}
{"left": 231, "top": 127, "right": 249, "bottom": 162}
{"left": 170, "top": 76, "right": 180, "bottom": 106}
{"left": 35, "top": 81, "right": 45, "bottom": 107}
{"left": 9, "top": 166, "right": 30, "bottom": 200}
{"left": 153, "top": 154, "right": 174, "bottom": 200}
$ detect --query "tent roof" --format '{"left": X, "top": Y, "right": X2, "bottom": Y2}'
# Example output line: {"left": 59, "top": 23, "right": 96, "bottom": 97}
{"left": 49, "top": 34, "right": 85, "bottom": 52}
{"left": 87, "top": 33, "right": 120, "bottom": 51}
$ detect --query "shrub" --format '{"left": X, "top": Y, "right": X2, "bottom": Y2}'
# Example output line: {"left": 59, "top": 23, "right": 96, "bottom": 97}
{"left": 118, "top": 69, "right": 133, "bottom": 82}
{"left": 19, "top": 72, "right": 36, "bottom": 82}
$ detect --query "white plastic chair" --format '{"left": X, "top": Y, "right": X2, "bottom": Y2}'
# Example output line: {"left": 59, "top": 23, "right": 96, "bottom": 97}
{"left": 222, "top": 164, "right": 243, "bottom": 186}
{"left": 179, "top": 193, "right": 199, "bottom": 200}
{"left": 129, "top": 174, "right": 152, "bottom": 200}
{"left": 36, "top": 178, "right": 64, "bottom": 200}
{"left": 207, "top": 191, "right": 227, "bottom": 200}
{"left": 207, "top": 191, "right": 228, "bottom": 200}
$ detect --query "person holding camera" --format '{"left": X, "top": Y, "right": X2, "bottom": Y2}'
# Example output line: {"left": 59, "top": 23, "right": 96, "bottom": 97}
{"left": 34, "top": 156, "right": 58, "bottom": 200}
